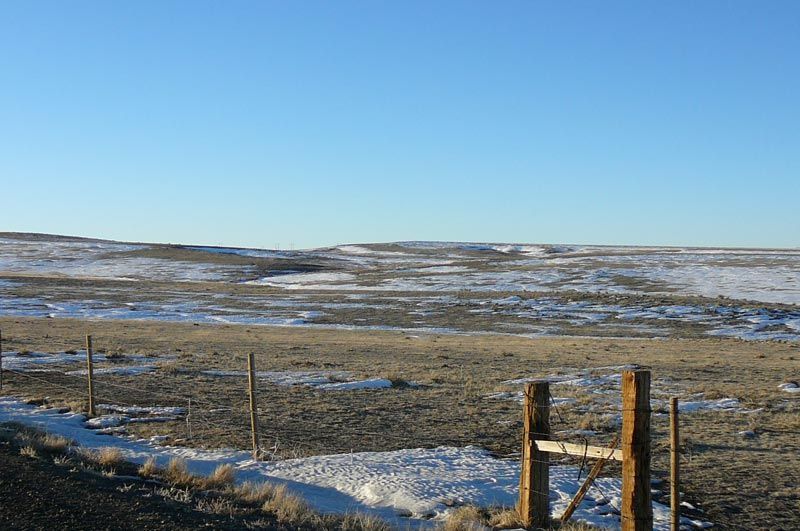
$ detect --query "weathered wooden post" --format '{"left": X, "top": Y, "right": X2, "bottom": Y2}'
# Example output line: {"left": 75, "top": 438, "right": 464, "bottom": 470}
{"left": 85, "top": 334, "right": 96, "bottom": 417}
{"left": 247, "top": 352, "right": 260, "bottom": 460}
{"left": 0, "top": 329, "right": 4, "bottom": 390}
{"left": 518, "top": 380, "right": 550, "bottom": 528}
{"left": 621, "top": 370, "right": 653, "bottom": 531}
{"left": 670, "top": 397, "right": 680, "bottom": 531}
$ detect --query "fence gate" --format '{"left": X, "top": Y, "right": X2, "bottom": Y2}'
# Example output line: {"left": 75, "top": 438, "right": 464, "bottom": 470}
{"left": 518, "top": 370, "right": 652, "bottom": 530}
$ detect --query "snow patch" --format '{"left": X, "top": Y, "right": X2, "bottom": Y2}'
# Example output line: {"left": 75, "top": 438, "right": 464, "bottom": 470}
{"left": 778, "top": 382, "right": 800, "bottom": 394}
{"left": 248, "top": 272, "right": 356, "bottom": 288}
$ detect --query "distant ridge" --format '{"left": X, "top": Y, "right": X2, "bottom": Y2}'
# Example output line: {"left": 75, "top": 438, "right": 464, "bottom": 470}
{"left": 0, "top": 232, "right": 797, "bottom": 253}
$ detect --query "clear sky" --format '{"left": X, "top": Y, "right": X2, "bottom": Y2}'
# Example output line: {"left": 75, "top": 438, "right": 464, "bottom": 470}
{"left": 2, "top": 1, "right": 798, "bottom": 249}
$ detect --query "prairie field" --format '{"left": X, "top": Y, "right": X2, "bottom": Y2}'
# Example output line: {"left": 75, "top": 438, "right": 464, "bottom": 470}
{"left": 1, "top": 233, "right": 799, "bottom": 530}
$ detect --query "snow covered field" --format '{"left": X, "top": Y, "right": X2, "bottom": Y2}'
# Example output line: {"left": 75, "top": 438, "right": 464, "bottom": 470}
{"left": 1, "top": 234, "right": 798, "bottom": 341}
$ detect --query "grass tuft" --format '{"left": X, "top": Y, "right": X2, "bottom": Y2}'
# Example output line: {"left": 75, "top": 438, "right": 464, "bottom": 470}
{"left": 19, "top": 445, "right": 39, "bottom": 459}
{"left": 487, "top": 508, "right": 525, "bottom": 529}
{"left": 196, "top": 496, "right": 237, "bottom": 515}
{"left": 94, "top": 447, "right": 124, "bottom": 468}
{"left": 262, "top": 484, "right": 313, "bottom": 524}
{"left": 199, "top": 463, "right": 236, "bottom": 490}
{"left": 164, "top": 457, "right": 195, "bottom": 487}
{"left": 444, "top": 505, "right": 487, "bottom": 531}
{"left": 39, "top": 433, "right": 72, "bottom": 454}
{"left": 234, "top": 481, "right": 278, "bottom": 505}
{"left": 138, "top": 456, "right": 160, "bottom": 479}
{"left": 338, "top": 511, "right": 392, "bottom": 531}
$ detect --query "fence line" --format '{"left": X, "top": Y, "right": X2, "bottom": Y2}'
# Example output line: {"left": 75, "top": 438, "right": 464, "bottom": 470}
{"left": 1, "top": 333, "right": 690, "bottom": 530}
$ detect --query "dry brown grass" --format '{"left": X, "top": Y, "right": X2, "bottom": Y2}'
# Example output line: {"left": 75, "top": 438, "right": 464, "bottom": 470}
{"left": 164, "top": 457, "right": 195, "bottom": 487}
{"left": 1, "top": 423, "right": 74, "bottom": 455}
{"left": 93, "top": 447, "right": 124, "bottom": 468}
{"left": 445, "top": 505, "right": 600, "bottom": 531}
{"left": 2, "top": 315, "right": 799, "bottom": 530}
{"left": 198, "top": 463, "right": 236, "bottom": 490}
{"left": 52, "top": 454, "right": 74, "bottom": 466}
{"left": 19, "top": 445, "right": 39, "bottom": 459}
{"left": 262, "top": 484, "right": 314, "bottom": 524}
{"left": 138, "top": 456, "right": 160, "bottom": 478}
{"left": 39, "top": 433, "right": 72, "bottom": 453}
{"left": 233, "top": 481, "right": 279, "bottom": 505}
{"left": 338, "top": 512, "right": 392, "bottom": 531}
{"left": 196, "top": 496, "right": 237, "bottom": 516}
{"left": 443, "top": 506, "right": 487, "bottom": 531}
{"left": 487, "top": 508, "right": 525, "bottom": 529}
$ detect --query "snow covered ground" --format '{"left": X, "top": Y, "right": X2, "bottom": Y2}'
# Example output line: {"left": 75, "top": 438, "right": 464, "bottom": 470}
{"left": 1, "top": 235, "right": 798, "bottom": 341}
{"left": 200, "top": 370, "right": 397, "bottom": 391}
{"left": 0, "top": 396, "right": 703, "bottom": 529}
{"left": 0, "top": 238, "right": 242, "bottom": 282}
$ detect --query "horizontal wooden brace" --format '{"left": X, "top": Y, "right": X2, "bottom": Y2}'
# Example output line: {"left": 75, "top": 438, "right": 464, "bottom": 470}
{"left": 534, "top": 440, "right": 623, "bottom": 462}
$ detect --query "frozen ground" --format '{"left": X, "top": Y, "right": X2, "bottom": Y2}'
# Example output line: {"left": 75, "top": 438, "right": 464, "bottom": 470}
{"left": 201, "top": 369, "right": 397, "bottom": 390}
{"left": 0, "top": 396, "right": 703, "bottom": 529}
{"left": 1, "top": 234, "right": 798, "bottom": 341}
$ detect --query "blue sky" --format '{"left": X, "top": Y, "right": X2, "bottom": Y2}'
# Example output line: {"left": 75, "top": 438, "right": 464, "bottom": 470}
{"left": 1, "top": 1, "right": 798, "bottom": 249}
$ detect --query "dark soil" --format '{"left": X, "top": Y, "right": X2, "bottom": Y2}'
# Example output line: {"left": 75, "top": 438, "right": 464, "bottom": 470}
{"left": 0, "top": 442, "right": 274, "bottom": 530}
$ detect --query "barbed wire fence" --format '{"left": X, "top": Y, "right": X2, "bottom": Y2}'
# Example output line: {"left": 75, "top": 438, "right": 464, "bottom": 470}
{"left": 0, "top": 329, "right": 794, "bottom": 529}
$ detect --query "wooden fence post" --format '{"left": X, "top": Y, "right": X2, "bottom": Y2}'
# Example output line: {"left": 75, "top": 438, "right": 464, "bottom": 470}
{"left": 247, "top": 352, "right": 260, "bottom": 460}
{"left": 621, "top": 370, "right": 652, "bottom": 531}
{"left": 85, "top": 334, "right": 96, "bottom": 417}
{"left": 518, "top": 381, "right": 550, "bottom": 529}
{"left": 670, "top": 397, "right": 680, "bottom": 531}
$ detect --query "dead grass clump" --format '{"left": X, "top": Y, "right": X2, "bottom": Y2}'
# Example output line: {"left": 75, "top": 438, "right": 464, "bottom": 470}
{"left": 243, "top": 519, "right": 273, "bottom": 529}
{"left": 138, "top": 456, "right": 161, "bottom": 478}
{"left": 2, "top": 424, "right": 74, "bottom": 455}
{"left": 338, "top": 512, "right": 392, "bottom": 531}
{"left": 199, "top": 463, "right": 236, "bottom": 490}
{"left": 53, "top": 454, "right": 74, "bottom": 466}
{"left": 262, "top": 484, "right": 313, "bottom": 524}
{"left": 75, "top": 446, "right": 125, "bottom": 472}
{"left": 487, "top": 508, "right": 525, "bottom": 529}
{"left": 155, "top": 486, "right": 193, "bottom": 504}
{"left": 196, "top": 496, "right": 237, "bottom": 516}
{"left": 164, "top": 457, "right": 195, "bottom": 487}
{"left": 93, "top": 447, "right": 124, "bottom": 468}
{"left": 234, "top": 481, "right": 278, "bottom": 505}
{"left": 19, "top": 445, "right": 39, "bottom": 459}
{"left": 39, "top": 433, "right": 72, "bottom": 454}
{"left": 444, "top": 505, "right": 487, "bottom": 530}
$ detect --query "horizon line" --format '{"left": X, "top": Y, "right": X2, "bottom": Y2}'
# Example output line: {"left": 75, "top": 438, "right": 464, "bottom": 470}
{"left": 2, "top": 231, "right": 798, "bottom": 253}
